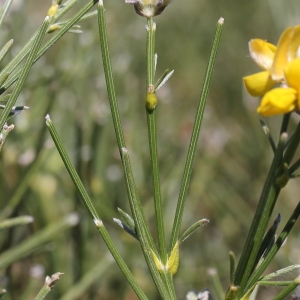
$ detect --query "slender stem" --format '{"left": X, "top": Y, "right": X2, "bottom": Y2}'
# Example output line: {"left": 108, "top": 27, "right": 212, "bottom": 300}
{"left": 145, "top": 18, "right": 176, "bottom": 299}
{"left": 97, "top": 3, "right": 170, "bottom": 298}
{"left": 45, "top": 116, "right": 148, "bottom": 300}
{"left": 146, "top": 18, "right": 155, "bottom": 87}
{"left": 121, "top": 148, "right": 171, "bottom": 299}
{"left": 146, "top": 18, "right": 167, "bottom": 262}
{"left": 147, "top": 111, "right": 166, "bottom": 259}
{"left": 229, "top": 251, "right": 236, "bottom": 285}
{"left": 280, "top": 113, "right": 291, "bottom": 134}
{"left": 97, "top": 0, "right": 125, "bottom": 150}
{"left": 283, "top": 121, "right": 300, "bottom": 165}
{"left": 0, "top": 17, "right": 50, "bottom": 130}
{"left": 272, "top": 278, "right": 300, "bottom": 300}
{"left": 34, "top": 284, "right": 51, "bottom": 300}
{"left": 97, "top": 0, "right": 156, "bottom": 247}
{"left": 244, "top": 201, "right": 300, "bottom": 294}
{"left": 0, "top": 0, "right": 13, "bottom": 27}
{"left": 169, "top": 18, "right": 224, "bottom": 250}
{"left": 235, "top": 133, "right": 287, "bottom": 297}
{"left": 289, "top": 158, "right": 300, "bottom": 175}
{"left": 0, "top": 216, "right": 33, "bottom": 230}
{"left": 1, "top": 0, "right": 98, "bottom": 94}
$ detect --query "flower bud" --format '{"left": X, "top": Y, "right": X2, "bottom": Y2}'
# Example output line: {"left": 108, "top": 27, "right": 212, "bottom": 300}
{"left": 125, "top": 0, "right": 172, "bottom": 18}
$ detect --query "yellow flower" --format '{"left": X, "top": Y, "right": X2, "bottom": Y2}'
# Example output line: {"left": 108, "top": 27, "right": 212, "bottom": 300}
{"left": 257, "top": 58, "right": 300, "bottom": 116}
{"left": 244, "top": 26, "right": 300, "bottom": 97}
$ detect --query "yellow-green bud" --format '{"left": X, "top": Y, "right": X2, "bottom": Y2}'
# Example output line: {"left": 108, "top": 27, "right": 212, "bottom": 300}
{"left": 146, "top": 88, "right": 158, "bottom": 111}
{"left": 167, "top": 241, "right": 179, "bottom": 275}
{"left": 47, "top": 4, "right": 58, "bottom": 17}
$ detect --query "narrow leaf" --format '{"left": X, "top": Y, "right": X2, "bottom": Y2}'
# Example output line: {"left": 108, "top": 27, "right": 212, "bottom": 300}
{"left": 113, "top": 218, "right": 138, "bottom": 240}
{"left": 155, "top": 69, "right": 174, "bottom": 91}
{"left": 0, "top": 39, "right": 13, "bottom": 63}
{"left": 117, "top": 207, "right": 135, "bottom": 231}
{"left": 179, "top": 219, "right": 209, "bottom": 243}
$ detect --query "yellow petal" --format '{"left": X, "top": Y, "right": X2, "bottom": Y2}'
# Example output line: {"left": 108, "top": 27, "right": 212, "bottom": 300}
{"left": 257, "top": 87, "right": 297, "bottom": 116}
{"left": 271, "top": 27, "right": 294, "bottom": 81}
{"left": 287, "top": 25, "right": 300, "bottom": 61}
{"left": 249, "top": 39, "right": 276, "bottom": 70}
{"left": 243, "top": 71, "right": 275, "bottom": 96}
{"left": 285, "top": 58, "right": 300, "bottom": 90}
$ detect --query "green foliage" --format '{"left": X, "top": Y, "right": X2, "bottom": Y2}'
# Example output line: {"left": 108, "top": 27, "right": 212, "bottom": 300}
{"left": 0, "top": 0, "right": 300, "bottom": 299}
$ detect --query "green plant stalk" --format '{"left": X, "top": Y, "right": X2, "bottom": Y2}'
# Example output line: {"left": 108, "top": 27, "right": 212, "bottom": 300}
{"left": 0, "top": 216, "right": 33, "bottom": 230}
{"left": 257, "top": 280, "right": 295, "bottom": 286}
{"left": 97, "top": 0, "right": 125, "bottom": 150}
{"left": 1, "top": 0, "right": 98, "bottom": 94}
{"left": 0, "top": 39, "right": 13, "bottom": 64}
{"left": 0, "top": 17, "right": 49, "bottom": 130}
{"left": 97, "top": 0, "right": 157, "bottom": 249}
{"left": 243, "top": 201, "right": 300, "bottom": 294}
{"left": 210, "top": 269, "right": 225, "bottom": 300}
{"left": 229, "top": 251, "right": 236, "bottom": 285}
{"left": 0, "top": 213, "right": 78, "bottom": 270}
{"left": 34, "top": 273, "right": 63, "bottom": 300}
{"left": 145, "top": 18, "right": 167, "bottom": 262}
{"left": 169, "top": 17, "right": 224, "bottom": 250}
{"left": 145, "top": 17, "right": 175, "bottom": 299}
{"left": 0, "top": 0, "right": 78, "bottom": 84}
{"left": 45, "top": 116, "right": 149, "bottom": 300}
{"left": 280, "top": 113, "right": 291, "bottom": 134}
{"left": 121, "top": 148, "right": 172, "bottom": 299}
{"left": 234, "top": 133, "right": 287, "bottom": 297}
{"left": 262, "top": 265, "right": 300, "bottom": 281}
{"left": 283, "top": 121, "right": 300, "bottom": 165}
{"left": 34, "top": 285, "right": 51, "bottom": 300}
{"left": 146, "top": 18, "right": 155, "bottom": 87}
{"left": 236, "top": 119, "right": 300, "bottom": 297}
{"left": 0, "top": 0, "right": 13, "bottom": 27}
{"left": 273, "top": 278, "right": 300, "bottom": 300}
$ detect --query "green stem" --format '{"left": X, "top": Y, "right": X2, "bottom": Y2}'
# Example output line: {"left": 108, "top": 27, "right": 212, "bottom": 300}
{"left": 169, "top": 18, "right": 224, "bottom": 250}
{"left": 0, "top": 16, "right": 50, "bottom": 130}
{"left": 34, "top": 273, "right": 64, "bottom": 300}
{"left": 97, "top": 3, "right": 170, "bottom": 298}
{"left": 145, "top": 18, "right": 176, "bottom": 299}
{"left": 0, "top": 216, "right": 33, "bottom": 230}
{"left": 121, "top": 148, "right": 171, "bottom": 299}
{"left": 145, "top": 18, "right": 166, "bottom": 262}
{"left": 97, "top": 0, "right": 125, "bottom": 150}
{"left": 97, "top": 0, "right": 156, "bottom": 247}
{"left": 283, "top": 121, "right": 300, "bottom": 165}
{"left": 34, "top": 284, "right": 51, "bottom": 300}
{"left": 146, "top": 18, "right": 155, "bottom": 87}
{"left": 45, "top": 116, "right": 148, "bottom": 300}
{"left": 272, "top": 278, "right": 300, "bottom": 300}
{"left": 0, "top": 0, "right": 13, "bottom": 27}
{"left": 1, "top": 0, "right": 98, "bottom": 94}
{"left": 244, "top": 201, "right": 300, "bottom": 294}
{"left": 234, "top": 133, "right": 287, "bottom": 297}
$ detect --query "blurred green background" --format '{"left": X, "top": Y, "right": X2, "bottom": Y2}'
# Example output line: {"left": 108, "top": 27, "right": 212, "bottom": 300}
{"left": 1, "top": 0, "right": 300, "bottom": 299}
